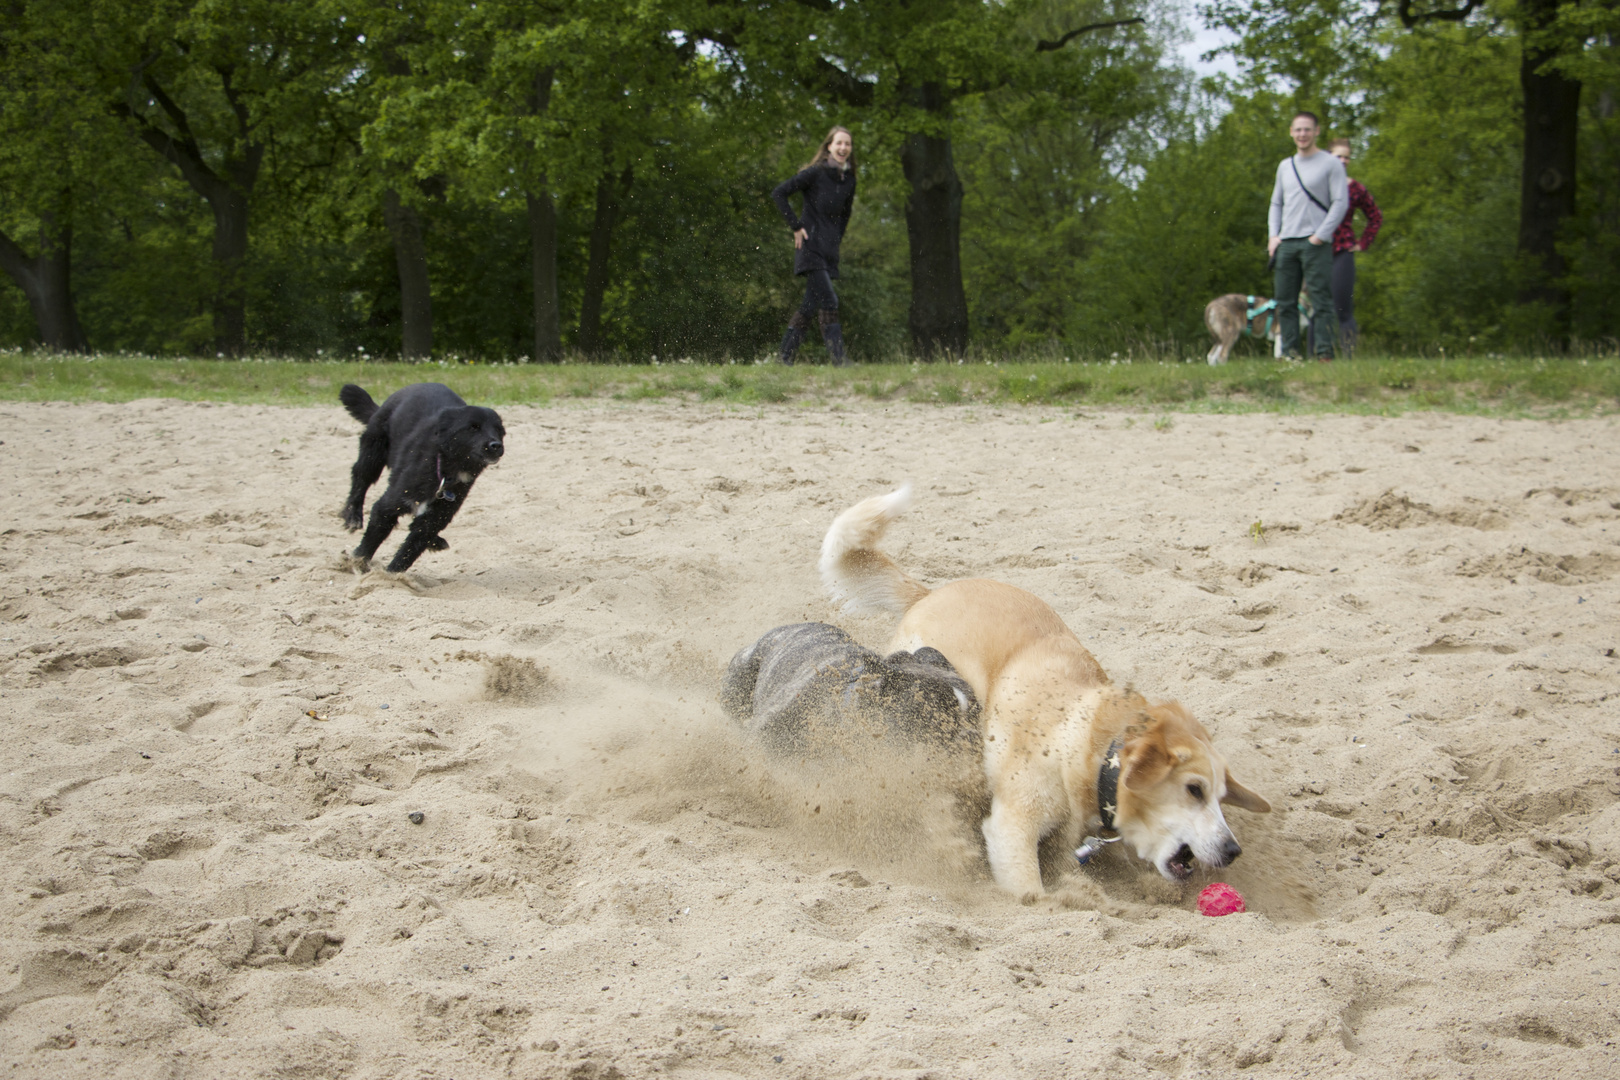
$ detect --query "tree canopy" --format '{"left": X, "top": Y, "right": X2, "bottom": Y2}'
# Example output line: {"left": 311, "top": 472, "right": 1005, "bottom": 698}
{"left": 2, "top": 0, "right": 1617, "bottom": 359}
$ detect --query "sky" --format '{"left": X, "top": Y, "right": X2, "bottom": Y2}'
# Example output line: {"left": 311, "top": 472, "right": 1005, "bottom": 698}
{"left": 1177, "top": 21, "right": 1243, "bottom": 81}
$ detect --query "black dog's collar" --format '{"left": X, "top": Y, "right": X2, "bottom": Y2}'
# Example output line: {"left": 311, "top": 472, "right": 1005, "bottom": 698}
{"left": 1075, "top": 740, "right": 1125, "bottom": 866}
{"left": 435, "top": 454, "right": 457, "bottom": 502}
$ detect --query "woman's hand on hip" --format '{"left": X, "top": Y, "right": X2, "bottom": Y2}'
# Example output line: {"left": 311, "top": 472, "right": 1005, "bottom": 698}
{"left": 793, "top": 228, "right": 808, "bottom": 250}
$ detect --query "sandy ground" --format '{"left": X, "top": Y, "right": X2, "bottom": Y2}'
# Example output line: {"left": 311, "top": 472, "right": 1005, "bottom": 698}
{"left": 0, "top": 397, "right": 1617, "bottom": 1079}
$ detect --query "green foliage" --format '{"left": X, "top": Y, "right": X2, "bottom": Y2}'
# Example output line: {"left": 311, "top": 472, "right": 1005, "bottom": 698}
{"left": 1353, "top": 22, "right": 1528, "bottom": 350}
{"left": 1563, "top": 21, "right": 1620, "bottom": 344}
{"left": 955, "top": 1, "right": 1184, "bottom": 347}
{"left": 1198, "top": 0, "right": 1383, "bottom": 123}
{"left": 3, "top": 0, "right": 1618, "bottom": 359}
{"left": 1067, "top": 94, "right": 1293, "bottom": 352}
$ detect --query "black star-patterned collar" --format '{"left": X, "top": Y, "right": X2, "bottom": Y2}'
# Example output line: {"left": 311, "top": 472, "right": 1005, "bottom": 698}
{"left": 1097, "top": 739, "right": 1123, "bottom": 832}
{"left": 1074, "top": 740, "right": 1126, "bottom": 866}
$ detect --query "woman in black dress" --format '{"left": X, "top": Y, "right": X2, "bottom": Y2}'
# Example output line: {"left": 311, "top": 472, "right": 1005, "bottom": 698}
{"left": 770, "top": 126, "right": 856, "bottom": 365}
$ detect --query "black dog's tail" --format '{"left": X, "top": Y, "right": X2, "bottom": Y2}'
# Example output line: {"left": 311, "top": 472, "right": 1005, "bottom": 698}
{"left": 339, "top": 384, "right": 378, "bottom": 424}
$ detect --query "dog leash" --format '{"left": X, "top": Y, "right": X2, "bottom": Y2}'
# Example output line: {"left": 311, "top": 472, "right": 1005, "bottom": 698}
{"left": 1074, "top": 739, "right": 1124, "bottom": 865}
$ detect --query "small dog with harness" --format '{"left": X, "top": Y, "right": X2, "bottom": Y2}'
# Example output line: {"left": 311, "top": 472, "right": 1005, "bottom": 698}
{"left": 338, "top": 382, "right": 505, "bottom": 573}
{"left": 1204, "top": 291, "right": 1315, "bottom": 365}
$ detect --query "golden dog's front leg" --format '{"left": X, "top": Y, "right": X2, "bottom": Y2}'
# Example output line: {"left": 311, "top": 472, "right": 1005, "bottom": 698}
{"left": 982, "top": 796, "right": 1046, "bottom": 901}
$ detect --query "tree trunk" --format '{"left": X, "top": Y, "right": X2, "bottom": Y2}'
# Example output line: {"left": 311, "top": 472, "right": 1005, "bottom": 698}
{"left": 120, "top": 75, "right": 262, "bottom": 356}
{"left": 528, "top": 190, "right": 561, "bottom": 361}
{"left": 578, "top": 164, "right": 631, "bottom": 355}
{"left": 1516, "top": 0, "right": 1581, "bottom": 336}
{"left": 129, "top": 134, "right": 260, "bottom": 356}
{"left": 900, "top": 83, "right": 969, "bottom": 356}
{"left": 0, "top": 206, "right": 88, "bottom": 352}
{"left": 383, "top": 188, "right": 433, "bottom": 359}
{"left": 528, "top": 68, "right": 562, "bottom": 362}
{"left": 201, "top": 184, "right": 245, "bottom": 353}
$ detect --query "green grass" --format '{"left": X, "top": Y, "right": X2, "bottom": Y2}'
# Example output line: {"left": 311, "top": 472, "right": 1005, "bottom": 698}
{"left": 2, "top": 350, "right": 1618, "bottom": 416}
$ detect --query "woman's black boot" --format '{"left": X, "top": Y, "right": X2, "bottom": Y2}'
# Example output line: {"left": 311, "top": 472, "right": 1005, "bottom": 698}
{"left": 779, "top": 311, "right": 809, "bottom": 365}
{"left": 819, "top": 311, "right": 849, "bottom": 367}
{"left": 778, "top": 327, "right": 803, "bottom": 365}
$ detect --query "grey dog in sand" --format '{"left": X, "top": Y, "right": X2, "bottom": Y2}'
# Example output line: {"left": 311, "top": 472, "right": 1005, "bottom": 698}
{"left": 720, "top": 622, "right": 980, "bottom": 753}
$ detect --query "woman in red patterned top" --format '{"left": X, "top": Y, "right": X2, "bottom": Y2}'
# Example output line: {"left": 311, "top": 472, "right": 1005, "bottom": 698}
{"left": 1327, "top": 138, "right": 1381, "bottom": 354}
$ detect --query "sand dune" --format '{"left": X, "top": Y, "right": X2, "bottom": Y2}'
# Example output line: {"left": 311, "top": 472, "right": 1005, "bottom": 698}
{"left": 0, "top": 398, "right": 1616, "bottom": 1078}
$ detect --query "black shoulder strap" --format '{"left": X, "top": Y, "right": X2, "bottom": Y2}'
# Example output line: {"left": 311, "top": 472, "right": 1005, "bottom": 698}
{"left": 1290, "top": 157, "right": 1330, "bottom": 213}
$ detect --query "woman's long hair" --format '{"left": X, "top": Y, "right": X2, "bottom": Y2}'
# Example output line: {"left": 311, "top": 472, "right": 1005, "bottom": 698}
{"left": 804, "top": 125, "right": 857, "bottom": 174}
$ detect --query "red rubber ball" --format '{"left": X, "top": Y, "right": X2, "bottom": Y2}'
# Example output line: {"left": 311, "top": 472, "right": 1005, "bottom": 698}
{"left": 1197, "top": 882, "right": 1246, "bottom": 916}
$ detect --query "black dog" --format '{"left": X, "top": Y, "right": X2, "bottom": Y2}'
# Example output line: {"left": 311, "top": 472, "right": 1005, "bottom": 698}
{"left": 339, "top": 382, "right": 505, "bottom": 572}
{"left": 719, "top": 622, "right": 980, "bottom": 753}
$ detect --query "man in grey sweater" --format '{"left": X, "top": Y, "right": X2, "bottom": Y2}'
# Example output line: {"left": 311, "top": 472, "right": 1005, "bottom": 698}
{"left": 1268, "top": 112, "right": 1349, "bottom": 359}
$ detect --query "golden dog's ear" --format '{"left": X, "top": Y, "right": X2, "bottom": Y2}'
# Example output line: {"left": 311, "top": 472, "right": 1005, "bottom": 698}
{"left": 1221, "top": 771, "right": 1271, "bottom": 813}
{"left": 1122, "top": 727, "right": 1175, "bottom": 791}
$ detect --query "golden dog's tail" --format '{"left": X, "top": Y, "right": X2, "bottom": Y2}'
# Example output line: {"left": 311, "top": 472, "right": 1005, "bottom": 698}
{"left": 820, "top": 486, "right": 930, "bottom": 615}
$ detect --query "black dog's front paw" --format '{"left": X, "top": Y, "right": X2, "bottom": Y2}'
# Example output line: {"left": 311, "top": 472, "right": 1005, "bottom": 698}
{"left": 427, "top": 536, "right": 449, "bottom": 551}
{"left": 342, "top": 506, "right": 363, "bottom": 531}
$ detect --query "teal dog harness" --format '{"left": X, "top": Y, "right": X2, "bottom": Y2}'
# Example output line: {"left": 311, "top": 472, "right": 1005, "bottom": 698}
{"left": 1243, "top": 296, "right": 1277, "bottom": 340}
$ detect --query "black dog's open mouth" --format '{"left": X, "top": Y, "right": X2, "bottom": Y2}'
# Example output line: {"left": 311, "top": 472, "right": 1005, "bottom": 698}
{"left": 1166, "top": 845, "right": 1195, "bottom": 880}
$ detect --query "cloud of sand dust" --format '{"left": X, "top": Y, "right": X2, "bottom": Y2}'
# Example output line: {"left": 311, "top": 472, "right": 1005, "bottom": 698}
{"left": 506, "top": 669, "right": 993, "bottom": 890}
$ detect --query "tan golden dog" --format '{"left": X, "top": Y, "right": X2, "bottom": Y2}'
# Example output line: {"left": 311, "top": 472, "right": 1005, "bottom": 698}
{"left": 820, "top": 487, "right": 1270, "bottom": 899}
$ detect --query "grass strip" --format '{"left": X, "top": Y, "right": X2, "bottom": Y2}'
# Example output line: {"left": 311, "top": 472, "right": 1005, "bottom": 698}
{"left": 1, "top": 352, "right": 1617, "bottom": 416}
